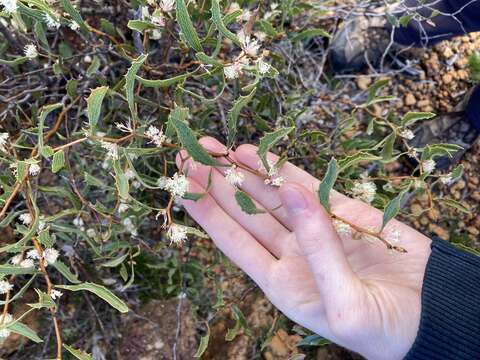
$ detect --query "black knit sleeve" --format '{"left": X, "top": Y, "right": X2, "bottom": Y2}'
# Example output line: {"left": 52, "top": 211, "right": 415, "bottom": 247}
{"left": 405, "top": 238, "right": 480, "bottom": 359}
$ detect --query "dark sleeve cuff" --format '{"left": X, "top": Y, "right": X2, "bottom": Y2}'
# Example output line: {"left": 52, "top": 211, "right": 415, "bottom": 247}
{"left": 405, "top": 238, "right": 480, "bottom": 359}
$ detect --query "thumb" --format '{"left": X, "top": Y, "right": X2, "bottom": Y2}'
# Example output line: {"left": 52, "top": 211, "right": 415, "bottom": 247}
{"left": 279, "top": 182, "right": 359, "bottom": 313}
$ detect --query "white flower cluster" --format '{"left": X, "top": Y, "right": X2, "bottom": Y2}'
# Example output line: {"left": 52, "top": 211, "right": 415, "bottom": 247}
{"left": 100, "top": 141, "right": 119, "bottom": 159}
{"left": 422, "top": 159, "right": 436, "bottom": 173}
{"left": 19, "top": 213, "right": 33, "bottom": 226}
{"left": 225, "top": 165, "right": 244, "bottom": 187}
{"left": 440, "top": 173, "right": 453, "bottom": 185}
{"left": 160, "top": 173, "right": 189, "bottom": 197}
{"left": 29, "top": 163, "right": 41, "bottom": 176}
{"left": 51, "top": 289, "right": 63, "bottom": 300}
{"left": 123, "top": 217, "right": 138, "bottom": 236}
{"left": 399, "top": 129, "right": 414, "bottom": 140}
{"left": 352, "top": 181, "right": 377, "bottom": 204}
{"left": 0, "top": 0, "right": 17, "bottom": 14}
{"left": 223, "top": 28, "right": 271, "bottom": 80}
{"left": 260, "top": 159, "right": 284, "bottom": 187}
{"left": 0, "top": 280, "right": 13, "bottom": 295}
{"left": 145, "top": 126, "right": 167, "bottom": 147}
{"left": 0, "top": 313, "right": 13, "bottom": 339}
{"left": 73, "top": 216, "right": 85, "bottom": 231}
{"left": 0, "top": 133, "right": 9, "bottom": 152}
{"left": 24, "top": 44, "right": 38, "bottom": 59}
{"left": 11, "top": 253, "right": 34, "bottom": 268}
{"left": 167, "top": 223, "right": 188, "bottom": 245}
{"left": 26, "top": 247, "right": 59, "bottom": 267}
{"left": 44, "top": 13, "right": 61, "bottom": 29}
{"left": 333, "top": 219, "right": 352, "bottom": 237}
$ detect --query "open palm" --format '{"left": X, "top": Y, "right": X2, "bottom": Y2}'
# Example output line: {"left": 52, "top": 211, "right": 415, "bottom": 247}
{"left": 176, "top": 137, "right": 432, "bottom": 360}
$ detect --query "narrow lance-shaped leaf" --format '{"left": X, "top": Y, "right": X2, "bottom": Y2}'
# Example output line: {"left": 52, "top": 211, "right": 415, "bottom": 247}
{"left": 64, "top": 344, "right": 93, "bottom": 360}
{"left": 56, "top": 282, "right": 129, "bottom": 313}
{"left": 38, "top": 103, "right": 63, "bottom": 155}
{"left": 86, "top": 86, "right": 109, "bottom": 131}
{"left": 194, "top": 324, "right": 210, "bottom": 358}
{"left": 211, "top": 0, "right": 241, "bottom": 46}
{"left": 257, "top": 127, "right": 294, "bottom": 172}
{"left": 125, "top": 54, "right": 147, "bottom": 120}
{"left": 291, "top": 28, "right": 331, "bottom": 42}
{"left": 318, "top": 158, "right": 337, "bottom": 212}
{"left": 6, "top": 322, "right": 43, "bottom": 343}
{"left": 113, "top": 160, "right": 129, "bottom": 200}
{"left": 176, "top": 0, "right": 203, "bottom": 52}
{"left": 400, "top": 112, "right": 436, "bottom": 127}
{"left": 136, "top": 72, "right": 191, "bottom": 88}
{"left": 51, "top": 150, "right": 65, "bottom": 173}
{"left": 235, "top": 190, "right": 265, "bottom": 215}
{"left": 51, "top": 260, "right": 81, "bottom": 284}
{"left": 169, "top": 107, "right": 219, "bottom": 166}
{"left": 381, "top": 132, "right": 396, "bottom": 161}
{"left": 227, "top": 88, "right": 256, "bottom": 148}
{"left": 382, "top": 189, "right": 408, "bottom": 230}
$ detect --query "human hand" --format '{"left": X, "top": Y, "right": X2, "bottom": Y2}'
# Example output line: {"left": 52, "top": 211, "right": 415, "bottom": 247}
{"left": 176, "top": 137, "right": 432, "bottom": 360}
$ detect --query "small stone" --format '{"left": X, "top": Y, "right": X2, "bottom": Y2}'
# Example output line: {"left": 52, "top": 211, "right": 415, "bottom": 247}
{"left": 442, "top": 47, "right": 454, "bottom": 58}
{"left": 356, "top": 76, "right": 372, "bottom": 91}
{"left": 417, "top": 99, "right": 431, "bottom": 108}
{"left": 405, "top": 93, "right": 416, "bottom": 106}
{"left": 427, "top": 208, "right": 440, "bottom": 221}
{"left": 428, "top": 224, "right": 449, "bottom": 240}
{"left": 442, "top": 74, "right": 453, "bottom": 84}
{"left": 467, "top": 226, "right": 480, "bottom": 236}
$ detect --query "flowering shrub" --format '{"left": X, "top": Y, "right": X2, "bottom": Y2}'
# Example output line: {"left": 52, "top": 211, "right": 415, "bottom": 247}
{"left": 0, "top": 0, "right": 470, "bottom": 357}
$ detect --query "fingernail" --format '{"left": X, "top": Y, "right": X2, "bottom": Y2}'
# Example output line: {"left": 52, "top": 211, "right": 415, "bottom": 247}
{"left": 280, "top": 184, "right": 308, "bottom": 215}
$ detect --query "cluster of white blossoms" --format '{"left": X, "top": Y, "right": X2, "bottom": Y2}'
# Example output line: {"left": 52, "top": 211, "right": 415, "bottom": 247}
{"left": 0, "top": 0, "right": 17, "bottom": 14}
{"left": 100, "top": 141, "right": 119, "bottom": 160}
{"left": 0, "top": 133, "right": 9, "bottom": 152}
{"left": 44, "top": 13, "right": 61, "bottom": 29}
{"left": 29, "top": 163, "right": 41, "bottom": 176}
{"left": 225, "top": 165, "right": 245, "bottom": 187}
{"left": 19, "top": 213, "right": 33, "bottom": 226}
{"left": 0, "top": 313, "right": 13, "bottom": 339}
{"left": 422, "top": 159, "right": 436, "bottom": 173}
{"left": 122, "top": 217, "right": 138, "bottom": 236}
{"left": 440, "top": 173, "right": 453, "bottom": 185}
{"left": 51, "top": 289, "right": 63, "bottom": 300}
{"left": 352, "top": 181, "right": 377, "bottom": 204}
{"left": 399, "top": 129, "right": 415, "bottom": 140}
{"left": 167, "top": 223, "right": 188, "bottom": 245}
{"left": 260, "top": 159, "right": 285, "bottom": 187}
{"left": 333, "top": 219, "right": 352, "bottom": 237}
{"left": 73, "top": 216, "right": 85, "bottom": 231}
{"left": 24, "top": 44, "right": 38, "bottom": 59}
{"left": 145, "top": 126, "right": 167, "bottom": 147}
{"left": 26, "top": 247, "right": 59, "bottom": 267}
{"left": 11, "top": 253, "right": 34, "bottom": 268}
{"left": 160, "top": 173, "right": 189, "bottom": 197}
{"left": 0, "top": 280, "right": 13, "bottom": 295}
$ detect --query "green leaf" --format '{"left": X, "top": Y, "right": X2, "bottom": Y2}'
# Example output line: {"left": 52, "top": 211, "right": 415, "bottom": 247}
{"left": 56, "top": 282, "right": 129, "bottom": 313}
{"left": 235, "top": 190, "right": 265, "bottom": 215}
{"left": 196, "top": 52, "right": 222, "bottom": 66}
{"left": 193, "top": 325, "right": 210, "bottom": 357}
{"left": 100, "top": 253, "right": 129, "bottom": 267}
{"left": 226, "top": 305, "right": 250, "bottom": 341}
{"left": 211, "top": 0, "right": 241, "bottom": 46}
{"left": 64, "top": 344, "right": 92, "bottom": 360}
{"left": 86, "top": 86, "right": 109, "bottom": 130}
{"left": 297, "top": 334, "right": 330, "bottom": 347}
{"left": 51, "top": 150, "right": 65, "bottom": 173}
{"left": 291, "top": 28, "right": 331, "bottom": 42}
{"left": 227, "top": 88, "right": 256, "bottom": 148}
{"left": 113, "top": 160, "right": 129, "bottom": 200}
{"left": 66, "top": 79, "right": 78, "bottom": 99}
{"left": 363, "top": 79, "right": 393, "bottom": 107}
{"left": 382, "top": 189, "right": 408, "bottom": 230}
{"left": 125, "top": 54, "right": 147, "bottom": 120}
{"left": 257, "top": 127, "right": 294, "bottom": 172}
{"left": 127, "top": 19, "right": 156, "bottom": 32}
{"left": 51, "top": 260, "right": 81, "bottom": 284}
{"left": 337, "top": 152, "right": 382, "bottom": 172}
{"left": 176, "top": 0, "right": 203, "bottom": 52}
{"left": 439, "top": 198, "right": 470, "bottom": 214}
{"left": 400, "top": 112, "right": 436, "bottom": 127}
{"left": 421, "top": 143, "right": 464, "bottom": 160}
{"left": 318, "top": 158, "right": 337, "bottom": 212}
{"left": 0, "top": 56, "right": 29, "bottom": 66}
{"left": 38, "top": 103, "right": 63, "bottom": 155}
{"left": 381, "top": 132, "right": 396, "bottom": 161}
{"left": 169, "top": 107, "right": 219, "bottom": 166}
{"left": 6, "top": 322, "right": 43, "bottom": 343}
{"left": 86, "top": 56, "right": 101, "bottom": 76}
{"left": 60, "top": 0, "right": 88, "bottom": 32}
{"left": 0, "top": 265, "right": 37, "bottom": 275}
{"left": 451, "top": 164, "right": 464, "bottom": 181}
{"left": 136, "top": 72, "right": 191, "bottom": 88}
